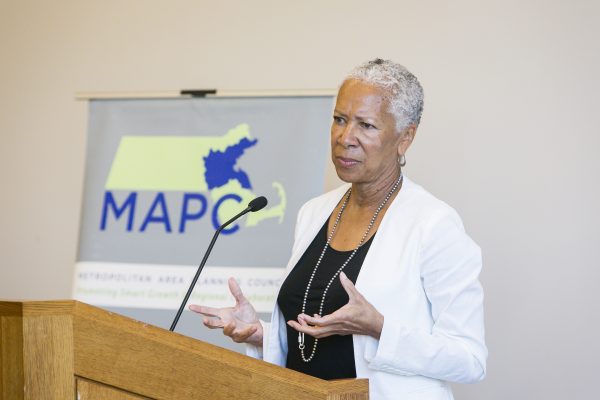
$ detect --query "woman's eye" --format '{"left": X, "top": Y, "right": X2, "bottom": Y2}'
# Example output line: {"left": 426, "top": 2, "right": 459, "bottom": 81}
{"left": 360, "top": 122, "right": 376, "bottom": 129}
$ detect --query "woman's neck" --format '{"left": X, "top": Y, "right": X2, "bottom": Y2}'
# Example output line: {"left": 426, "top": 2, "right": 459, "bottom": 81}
{"left": 350, "top": 167, "right": 402, "bottom": 209}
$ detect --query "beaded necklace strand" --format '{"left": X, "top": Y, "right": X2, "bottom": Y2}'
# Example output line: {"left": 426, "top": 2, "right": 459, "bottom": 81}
{"left": 299, "top": 174, "right": 403, "bottom": 362}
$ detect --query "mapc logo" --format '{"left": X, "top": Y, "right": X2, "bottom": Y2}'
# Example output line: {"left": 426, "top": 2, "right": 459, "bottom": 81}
{"left": 99, "top": 124, "right": 286, "bottom": 235}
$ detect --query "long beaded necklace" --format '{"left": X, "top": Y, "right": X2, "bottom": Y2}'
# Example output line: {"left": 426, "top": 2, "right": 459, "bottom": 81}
{"left": 298, "top": 174, "right": 403, "bottom": 362}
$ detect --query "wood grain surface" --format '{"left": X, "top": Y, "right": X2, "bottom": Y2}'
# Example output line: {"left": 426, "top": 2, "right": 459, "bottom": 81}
{"left": 23, "top": 314, "right": 75, "bottom": 398}
{"left": 0, "top": 301, "right": 368, "bottom": 400}
{"left": 0, "top": 313, "right": 24, "bottom": 400}
{"left": 77, "top": 377, "right": 151, "bottom": 400}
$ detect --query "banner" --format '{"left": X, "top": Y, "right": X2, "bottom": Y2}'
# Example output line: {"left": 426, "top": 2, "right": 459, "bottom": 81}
{"left": 74, "top": 95, "right": 333, "bottom": 348}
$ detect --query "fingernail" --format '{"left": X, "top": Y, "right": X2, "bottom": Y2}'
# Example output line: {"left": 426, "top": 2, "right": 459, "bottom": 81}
{"left": 340, "top": 272, "right": 347, "bottom": 279}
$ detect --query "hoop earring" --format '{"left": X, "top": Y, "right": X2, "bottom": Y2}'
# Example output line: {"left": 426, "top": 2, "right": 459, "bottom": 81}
{"left": 398, "top": 154, "right": 406, "bottom": 167}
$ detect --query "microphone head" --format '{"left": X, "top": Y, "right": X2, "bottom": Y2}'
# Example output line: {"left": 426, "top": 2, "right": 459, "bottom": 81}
{"left": 248, "top": 196, "right": 268, "bottom": 212}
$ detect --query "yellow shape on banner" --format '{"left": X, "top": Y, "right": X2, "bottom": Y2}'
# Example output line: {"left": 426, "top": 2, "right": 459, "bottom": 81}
{"left": 209, "top": 181, "right": 287, "bottom": 227}
{"left": 104, "top": 123, "right": 287, "bottom": 227}
{"left": 105, "top": 124, "right": 253, "bottom": 191}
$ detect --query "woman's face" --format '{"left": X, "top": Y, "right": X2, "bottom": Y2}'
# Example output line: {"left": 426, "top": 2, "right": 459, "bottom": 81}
{"left": 331, "top": 79, "right": 411, "bottom": 185}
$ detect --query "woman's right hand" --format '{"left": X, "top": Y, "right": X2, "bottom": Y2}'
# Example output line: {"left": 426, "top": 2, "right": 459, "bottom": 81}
{"left": 189, "top": 277, "right": 263, "bottom": 347}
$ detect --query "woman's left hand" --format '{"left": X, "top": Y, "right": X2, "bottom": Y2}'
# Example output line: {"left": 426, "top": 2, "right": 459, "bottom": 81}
{"left": 287, "top": 272, "right": 384, "bottom": 339}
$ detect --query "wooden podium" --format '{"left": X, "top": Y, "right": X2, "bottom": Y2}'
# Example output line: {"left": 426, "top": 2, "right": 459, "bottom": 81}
{"left": 0, "top": 301, "right": 368, "bottom": 399}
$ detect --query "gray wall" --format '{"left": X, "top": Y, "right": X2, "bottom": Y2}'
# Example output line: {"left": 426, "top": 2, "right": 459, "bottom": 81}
{"left": 1, "top": 1, "right": 599, "bottom": 398}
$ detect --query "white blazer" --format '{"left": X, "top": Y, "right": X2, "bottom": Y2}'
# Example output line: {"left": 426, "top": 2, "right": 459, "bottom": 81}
{"left": 248, "top": 177, "right": 487, "bottom": 400}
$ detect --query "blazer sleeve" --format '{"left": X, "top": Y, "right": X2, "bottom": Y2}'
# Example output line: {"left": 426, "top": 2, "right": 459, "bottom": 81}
{"left": 245, "top": 320, "right": 269, "bottom": 359}
{"left": 245, "top": 200, "right": 313, "bottom": 362}
{"left": 364, "top": 208, "right": 488, "bottom": 383}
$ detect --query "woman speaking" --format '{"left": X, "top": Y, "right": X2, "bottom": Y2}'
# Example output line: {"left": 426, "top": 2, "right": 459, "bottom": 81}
{"left": 190, "top": 59, "right": 487, "bottom": 400}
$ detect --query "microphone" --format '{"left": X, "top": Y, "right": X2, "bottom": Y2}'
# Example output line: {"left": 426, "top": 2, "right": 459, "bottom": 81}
{"left": 169, "top": 196, "right": 268, "bottom": 332}
{"left": 248, "top": 196, "right": 267, "bottom": 212}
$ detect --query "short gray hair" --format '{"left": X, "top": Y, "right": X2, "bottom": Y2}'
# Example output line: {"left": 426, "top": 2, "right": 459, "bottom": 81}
{"left": 345, "top": 58, "right": 424, "bottom": 131}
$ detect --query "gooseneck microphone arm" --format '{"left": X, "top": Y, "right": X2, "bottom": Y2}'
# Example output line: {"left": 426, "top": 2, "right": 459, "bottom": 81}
{"left": 169, "top": 196, "right": 268, "bottom": 332}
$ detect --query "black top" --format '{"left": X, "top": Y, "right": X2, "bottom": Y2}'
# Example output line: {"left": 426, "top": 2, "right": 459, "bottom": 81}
{"left": 277, "top": 218, "right": 375, "bottom": 380}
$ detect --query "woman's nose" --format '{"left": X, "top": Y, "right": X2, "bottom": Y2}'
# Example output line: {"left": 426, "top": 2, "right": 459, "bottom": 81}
{"left": 338, "top": 123, "right": 358, "bottom": 148}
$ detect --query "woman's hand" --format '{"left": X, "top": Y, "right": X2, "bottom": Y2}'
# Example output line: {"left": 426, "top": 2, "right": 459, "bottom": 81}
{"left": 189, "top": 277, "right": 263, "bottom": 347}
{"left": 287, "top": 272, "right": 384, "bottom": 339}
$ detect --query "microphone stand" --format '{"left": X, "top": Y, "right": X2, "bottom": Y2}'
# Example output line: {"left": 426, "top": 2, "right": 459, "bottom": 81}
{"left": 169, "top": 206, "right": 252, "bottom": 332}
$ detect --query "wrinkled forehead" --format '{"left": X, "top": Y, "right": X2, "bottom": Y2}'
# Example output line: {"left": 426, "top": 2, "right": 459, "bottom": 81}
{"left": 335, "top": 79, "right": 393, "bottom": 118}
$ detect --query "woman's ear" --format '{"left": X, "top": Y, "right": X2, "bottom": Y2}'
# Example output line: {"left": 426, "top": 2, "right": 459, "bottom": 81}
{"left": 397, "top": 125, "right": 417, "bottom": 156}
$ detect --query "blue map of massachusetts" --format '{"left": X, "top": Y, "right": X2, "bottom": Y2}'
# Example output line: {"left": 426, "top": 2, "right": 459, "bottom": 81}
{"left": 203, "top": 137, "right": 258, "bottom": 190}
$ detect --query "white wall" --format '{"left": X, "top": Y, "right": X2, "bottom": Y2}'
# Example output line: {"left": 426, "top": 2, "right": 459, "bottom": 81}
{"left": 1, "top": 1, "right": 599, "bottom": 398}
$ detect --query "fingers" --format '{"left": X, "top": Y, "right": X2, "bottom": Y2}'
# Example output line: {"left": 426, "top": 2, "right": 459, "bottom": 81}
{"left": 188, "top": 304, "right": 221, "bottom": 317}
{"left": 202, "top": 316, "right": 259, "bottom": 343}
{"left": 228, "top": 277, "right": 248, "bottom": 306}
{"left": 223, "top": 321, "right": 258, "bottom": 343}
{"left": 339, "top": 272, "right": 362, "bottom": 301}
{"left": 287, "top": 319, "right": 336, "bottom": 339}
{"left": 300, "top": 312, "right": 337, "bottom": 326}
{"left": 287, "top": 319, "right": 311, "bottom": 334}
{"left": 202, "top": 317, "right": 225, "bottom": 329}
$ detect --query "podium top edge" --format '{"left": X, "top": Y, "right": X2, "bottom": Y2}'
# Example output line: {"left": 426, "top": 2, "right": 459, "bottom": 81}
{"left": 0, "top": 300, "right": 77, "bottom": 316}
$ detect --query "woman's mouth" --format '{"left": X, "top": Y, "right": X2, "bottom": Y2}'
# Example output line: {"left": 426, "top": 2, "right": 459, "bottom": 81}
{"left": 336, "top": 157, "right": 359, "bottom": 168}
